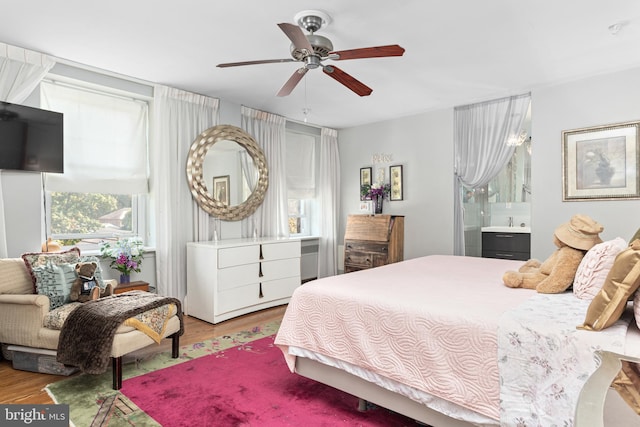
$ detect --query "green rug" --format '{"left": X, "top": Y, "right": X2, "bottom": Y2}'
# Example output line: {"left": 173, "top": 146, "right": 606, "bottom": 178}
{"left": 45, "top": 321, "right": 280, "bottom": 427}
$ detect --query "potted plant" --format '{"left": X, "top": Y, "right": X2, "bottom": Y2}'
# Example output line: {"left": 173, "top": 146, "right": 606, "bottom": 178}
{"left": 99, "top": 237, "right": 144, "bottom": 283}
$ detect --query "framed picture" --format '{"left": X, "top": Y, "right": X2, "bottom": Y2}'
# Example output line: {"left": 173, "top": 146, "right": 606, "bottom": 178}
{"left": 562, "top": 121, "right": 640, "bottom": 201}
{"left": 389, "top": 165, "right": 403, "bottom": 201}
{"left": 359, "top": 200, "right": 374, "bottom": 214}
{"left": 360, "top": 167, "right": 372, "bottom": 200}
{"left": 213, "top": 175, "right": 230, "bottom": 206}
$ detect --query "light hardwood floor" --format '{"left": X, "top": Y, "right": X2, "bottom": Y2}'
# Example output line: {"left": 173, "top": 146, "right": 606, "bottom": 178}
{"left": 0, "top": 305, "right": 287, "bottom": 405}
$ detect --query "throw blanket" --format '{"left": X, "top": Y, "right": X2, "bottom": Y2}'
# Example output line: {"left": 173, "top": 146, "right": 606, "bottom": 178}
{"left": 498, "top": 293, "right": 629, "bottom": 426}
{"left": 57, "top": 291, "right": 184, "bottom": 374}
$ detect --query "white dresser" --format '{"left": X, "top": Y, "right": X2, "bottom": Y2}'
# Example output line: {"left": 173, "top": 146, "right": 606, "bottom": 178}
{"left": 186, "top": 238, "right": 301, "bottom": 324}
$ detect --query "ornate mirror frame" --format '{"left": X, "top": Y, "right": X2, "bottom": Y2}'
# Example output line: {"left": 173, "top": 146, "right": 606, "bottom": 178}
{"left": 186, "top": 125, "right": 268, "bottom": 221}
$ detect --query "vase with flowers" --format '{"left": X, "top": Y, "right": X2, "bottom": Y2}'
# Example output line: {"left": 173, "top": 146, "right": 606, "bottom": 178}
{"left": 99, "top": 237, "right": 144, "bottom": 284}
{"left": 361, "top": 182, "right": 391, "bottom": 214}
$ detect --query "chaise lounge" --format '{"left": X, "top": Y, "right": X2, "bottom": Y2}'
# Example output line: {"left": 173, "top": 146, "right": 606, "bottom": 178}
{"left": 0, "top": 257, "right": 182, "bottom": 389}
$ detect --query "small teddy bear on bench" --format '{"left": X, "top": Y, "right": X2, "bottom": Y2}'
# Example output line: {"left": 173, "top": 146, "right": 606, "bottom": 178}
{"left": 70, "top": 261, "right": 115, "bottom": 302}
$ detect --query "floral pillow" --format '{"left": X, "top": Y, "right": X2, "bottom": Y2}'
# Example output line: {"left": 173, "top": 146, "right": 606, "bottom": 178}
{"left": 573, "top": 237, "right": 627, "bottom": 301}
{"left": 21, "top": 247, "right": 81, "bottom": 293}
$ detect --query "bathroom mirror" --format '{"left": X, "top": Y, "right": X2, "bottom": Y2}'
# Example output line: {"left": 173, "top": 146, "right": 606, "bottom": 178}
{"left": 186, "top": 125, "right": 268, "bottom": 221}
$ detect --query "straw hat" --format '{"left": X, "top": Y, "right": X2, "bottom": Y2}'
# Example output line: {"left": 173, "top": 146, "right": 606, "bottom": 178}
{"left": 554, "top": 214, "right": 603, "bottom": 251}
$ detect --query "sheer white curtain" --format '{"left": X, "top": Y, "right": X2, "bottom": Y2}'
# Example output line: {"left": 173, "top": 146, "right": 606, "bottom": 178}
{"left": 317, "top": 127, "right": 340, "bottom": 277}
{"left": 453, "top": 93, "right": 531, "bottom": 255}
{"left": 0, "top": 43, "right": 55, "bottom": 258}
{"left": 240, "top": 106, "right": 288, "bottom": 238}
{"left": 152, "top": 85, "right": 219, "bottom": 300}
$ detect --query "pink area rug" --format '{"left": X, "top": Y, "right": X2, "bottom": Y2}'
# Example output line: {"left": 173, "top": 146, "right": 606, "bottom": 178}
{"left": 120, "top": 335, "right": 417, "bottom": 426}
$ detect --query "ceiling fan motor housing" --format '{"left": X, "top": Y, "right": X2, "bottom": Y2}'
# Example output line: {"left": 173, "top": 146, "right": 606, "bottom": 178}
{"left": 290, "top": 34, "right": 334, "bottom": 60}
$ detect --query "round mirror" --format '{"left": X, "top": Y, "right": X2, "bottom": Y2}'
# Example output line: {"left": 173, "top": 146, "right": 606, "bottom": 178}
{"left": 186, "top": 125, "right": 268, "bottom": 221}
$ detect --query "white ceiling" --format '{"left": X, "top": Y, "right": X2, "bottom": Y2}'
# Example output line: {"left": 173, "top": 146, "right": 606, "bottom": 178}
{"left": 2, "top": 1, "right": 640, "bottom": 129}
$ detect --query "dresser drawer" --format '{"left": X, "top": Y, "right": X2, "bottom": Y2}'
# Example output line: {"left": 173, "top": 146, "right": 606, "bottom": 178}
{"left": 344, "top": 251, "right": 389, "bottom": 269}
{"left": 218, "top": 245, "right": 260, "bottom": 268}
{"left": 216, "top": 276, "right": 300, "bottom": 314}
{"left": 217, "top": 263, "right": 259, "bottom": 290}
{"left": 344, "top": 240, "right": 388, "bottom": 255}
{"left": 261, "top": 257, "right": 300, "bottom": 281}
{"left": 262, "top": 240, "right": 301, "bottom": 261}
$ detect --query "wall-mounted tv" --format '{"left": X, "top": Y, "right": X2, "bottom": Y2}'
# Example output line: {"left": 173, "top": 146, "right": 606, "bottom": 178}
{"left": 0, "top": 101, "right": 63, "bottom": 173}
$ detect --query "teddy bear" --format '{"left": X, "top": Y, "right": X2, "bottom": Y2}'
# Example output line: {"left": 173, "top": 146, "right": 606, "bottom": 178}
{"left": 70, "top": 262, "right": 114, "bottom": 302}
{"left": 502, "top": 214, "right": 604, "bottom": 293}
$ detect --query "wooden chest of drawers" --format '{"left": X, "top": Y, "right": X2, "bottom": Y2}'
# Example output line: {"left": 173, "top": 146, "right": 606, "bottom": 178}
{"left": 344, "top": 214, "right": 404, "bottom": 273}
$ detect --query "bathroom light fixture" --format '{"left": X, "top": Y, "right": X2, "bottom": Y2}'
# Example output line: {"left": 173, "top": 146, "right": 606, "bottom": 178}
{"left": 507, "top": 129, "right": 528, "bottom": 146}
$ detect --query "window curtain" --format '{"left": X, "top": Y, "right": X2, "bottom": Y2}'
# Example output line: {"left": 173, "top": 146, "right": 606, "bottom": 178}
{"left": 453, "top": 93, "right": 531, "bottom": 255}
{"left": 240, "top": 106, "right": 288, "bottom": 238}
{"left": 0, "top": 43, "right": 55, "bottom": 258}
{"left": 41, "top": 81, "right": 148, "bottom": 194}
{"left": 152, "top": 85, "right": 219, "bottom": 301}
{"left": 317, "top": 127, "right": 340, "bottom": 277}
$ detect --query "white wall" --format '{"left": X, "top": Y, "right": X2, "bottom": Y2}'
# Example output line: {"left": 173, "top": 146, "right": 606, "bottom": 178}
{"left": 338, "top": 65, "right": 640, "bottom": 261}
{"left": 531, "top": 66, "right": 640, "bottom": 258}
{"left": 4, "top": 66, "right": 640, "bottom": 271}
{"left": 338, "top": 109, "right": 455, "bottom": 260}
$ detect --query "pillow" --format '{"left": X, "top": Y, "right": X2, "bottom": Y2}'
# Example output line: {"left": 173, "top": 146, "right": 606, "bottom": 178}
{"left": 21, "top": 247, "right": 81, "bottom": 292}
{"left": 0, "top": 258, "right": 34, "bottom": 294}
{"left": 578, "top": 240, "right": 640, "bottom": 331}
{"left": 574, "top": 237, "right": 627, "bottom": 300}
{"left": 31, "top": 261, "right": 78, "bottom": 310}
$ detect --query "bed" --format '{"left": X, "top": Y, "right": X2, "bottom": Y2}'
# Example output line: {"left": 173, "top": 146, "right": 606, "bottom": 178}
{"left": 274, "top": 254, "right": 640, "bottom": 426}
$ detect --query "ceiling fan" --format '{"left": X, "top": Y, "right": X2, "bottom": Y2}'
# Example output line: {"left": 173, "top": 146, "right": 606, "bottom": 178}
{"left": 216, "top": 10, "right": 405, "bottom": 97}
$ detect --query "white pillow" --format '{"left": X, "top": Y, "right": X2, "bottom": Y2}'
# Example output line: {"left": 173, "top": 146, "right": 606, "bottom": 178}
{"left": 574, "top": 237, "right": 628, "bottom": 300}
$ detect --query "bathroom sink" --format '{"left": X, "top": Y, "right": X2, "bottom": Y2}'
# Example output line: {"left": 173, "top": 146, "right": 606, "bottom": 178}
{"left": 481, "top": 226, "right": 531, "bottom": 233}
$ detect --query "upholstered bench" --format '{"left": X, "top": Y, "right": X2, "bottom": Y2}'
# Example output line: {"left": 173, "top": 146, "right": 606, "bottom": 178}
{"left": 0, "top": 256, "right": 183, "bottom": 389}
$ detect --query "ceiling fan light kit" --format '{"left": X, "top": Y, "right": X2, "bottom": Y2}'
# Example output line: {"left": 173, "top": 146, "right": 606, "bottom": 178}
{"left": 216, "top": 9, "right": 405, "bottom": 97}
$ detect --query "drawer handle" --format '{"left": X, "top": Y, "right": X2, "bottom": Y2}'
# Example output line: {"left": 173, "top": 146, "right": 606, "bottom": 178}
{"left": 496, "top": 253, "right": 514, "bottom": 258}
{"left": 259, "top": 283, "right": 264, "bottom": 298}
{"left": 495, "top": 234, "right": 514, "bottom": 238}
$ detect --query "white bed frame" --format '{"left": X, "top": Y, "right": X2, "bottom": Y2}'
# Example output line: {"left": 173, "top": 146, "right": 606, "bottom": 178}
{"left": 296, "top": 354, "right": 640, "bottom": 427}
{"left": 295, "top": 356, "right": 478, "bottom": 427}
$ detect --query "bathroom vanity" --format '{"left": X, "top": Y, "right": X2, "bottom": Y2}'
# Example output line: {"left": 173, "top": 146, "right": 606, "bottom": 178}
{"left": 481, "top": 226, "right": 531, "bottom": 261}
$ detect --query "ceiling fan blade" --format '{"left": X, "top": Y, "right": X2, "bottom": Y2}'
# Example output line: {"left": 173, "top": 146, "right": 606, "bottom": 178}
{"left": 329, "top": 44, "right": 405, "bottom": 61}
{"left": 277, "top": 67, "right": 309, "bottom": 97}
{"left": 277, "top": 23, "right": 314, "bottom": 53}
{"left": 217, "top": 58, "right": 294, "bottom": 68}
{"left": 322, "top": 65, "right": 372, "bottom": 96}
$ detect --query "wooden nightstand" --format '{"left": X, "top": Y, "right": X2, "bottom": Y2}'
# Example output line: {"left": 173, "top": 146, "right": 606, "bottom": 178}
{"left": 114, "top": 280, "right": 150, "bottom": 294}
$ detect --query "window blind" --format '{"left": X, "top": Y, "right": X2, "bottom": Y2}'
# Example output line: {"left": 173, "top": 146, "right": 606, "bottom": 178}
{"left": 40, "top": 80, "right": 148, "bottom": 194}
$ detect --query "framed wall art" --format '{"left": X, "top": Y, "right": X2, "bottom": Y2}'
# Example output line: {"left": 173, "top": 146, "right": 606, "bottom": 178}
{"left": 389, "top": 165, "right": 403, "bottom": 201}
{"left": 360, "top": 167, "right": 372, "bottom": 200}
{"left": 213, "top": 175, "right": 230, "bottom": 206}
{"left": 562, "top": 120, "right": 640, "bottom": 201}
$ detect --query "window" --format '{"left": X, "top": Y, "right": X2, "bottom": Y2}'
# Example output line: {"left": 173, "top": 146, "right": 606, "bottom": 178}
{"left": 40, "top": 79, "right": 150, "bottom": 250}
{"left": 286, "top": 127, "right": 318, "bottom": 236}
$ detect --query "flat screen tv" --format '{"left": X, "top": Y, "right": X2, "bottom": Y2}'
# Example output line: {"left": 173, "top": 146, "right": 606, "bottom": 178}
{"left": 0, "top": 101, "right": 63, "bottom": 173}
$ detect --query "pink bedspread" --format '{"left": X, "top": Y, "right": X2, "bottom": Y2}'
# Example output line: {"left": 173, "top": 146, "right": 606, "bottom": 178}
{"left": 275, "top": 255, "right": 535, "bottom": 421}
